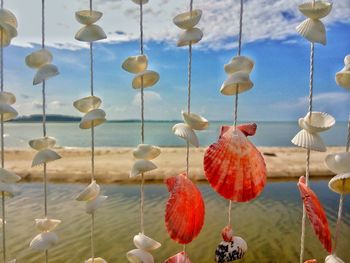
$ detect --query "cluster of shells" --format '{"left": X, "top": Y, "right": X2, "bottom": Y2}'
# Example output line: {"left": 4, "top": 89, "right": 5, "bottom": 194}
{"left": 75, "top": 10, "right": 106, "bottom": 43}
{"left": 0, "top": 8, "right": 18, "bottom": 47}
{"left": 126, "top": 232, "right": 161, "bottom": 263}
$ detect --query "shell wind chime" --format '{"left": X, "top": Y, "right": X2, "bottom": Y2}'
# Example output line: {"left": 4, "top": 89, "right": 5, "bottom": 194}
{"left": 25, "top": 0, "right": 62, "bottom": 260}
{"left": 0, "top": 2, "right": 20, "bottom": 263}
{"left": 203, "top": 0, "right": 267, "bottom": 262}
{"left": 121, "top": 1, "right": 161, "bottom": 262}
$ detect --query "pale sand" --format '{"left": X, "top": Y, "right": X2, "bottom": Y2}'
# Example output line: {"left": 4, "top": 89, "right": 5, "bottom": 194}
{"left": 3, "top": 147, "right": 344, "bottom": 183}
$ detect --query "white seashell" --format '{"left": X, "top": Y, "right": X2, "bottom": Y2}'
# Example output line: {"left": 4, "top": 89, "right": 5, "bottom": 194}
{"left": 215, "top": 236, "right": 248, "bottom": 262}
{"left": 0, "top": 91, "right": 16, "bottom": 105}
{"left": 177, "top": 27, "right": 203, "bottom": 47}
{"left": 29, "top": 136, "right": 56, "bottom": 151}
{"left": 32, "top": 149, "right": 61, "bottom": 167}
{"left": 133, "top": 233, "right": 161, "bottom": 251}
{"left": 133, "top": 144, "right": 161, "bottom": 160}
{"left": 224, "top": 56, "right": 255, "bottom": 75}
{"left": 35, "top": 218, "right": 61, "bottom": 232}
{"left": 296, "top": 18, "right": 326, "bottom": 45}
{"left": 132, "top": 70, "right": 160, "bottom": 89}
{"left": 0, "top": 103, "right": 18, "bottom": 121}
{"left": 75, "top": 24, "right": 107, "bottom": 42}
{"left": 79, "top": 109, "right": 106, "bottom": 129}
{"left": 130, "top": 160, "right": 157, "bottom": 178}
{"left": 29, "top": 232, "right": 58, "bottom": 251}
{"left": 85, "top": 258, "right": 107, "bottom": 263}
{"left": 173, "top": 9, "right": 202, "bottom": 30}
{"left": 182, "top": 110, "right": 209, "bottom": 130}
{"left": 220, "top": 71, "right": 254, "bottom": 96}
{"left": 126, "top": 249, "right": 154, "bottom": 263}
{"left": 328, "top": 173, "right": 350, "bottom": 195}
{"left": 0, "top": 168, "right": 21, "bottom": 184}
{"left": 7, "top": 259, "right": 16, "bottom": 263}
{"left": 122, "top": 55, "right": 148, "bottom": 74}
{"left": 291, "top": 129, "right": 326, "bottom": 152}
{"left": 85, "top": 195, "right": 108, "bottom": 214}
{"left": 0, "top": 8, "right": 18, "bottom": 28}
{"left": 335, "top": 66, "right": 350, "bottom": 90}
{"left": 0, "top": 183, "right": 18, "bottom": 197}
{"left": 76, "top": 180, "right": 100, "bottom": 201}
{"left": 298, "top": 1, "right": 332, "bottom": 19}
{"left": 0, "top": 22, "right": 17, "bottom": 46}
{"left": 344, "top": 55, "right": 350, "bottom": 66}
{"left": 131, "top": 0, "right": 149, "bottom": 5}
{"left": 301, "top": 111, "right": 335, "bottom": 133}
{"left": 325, "top": 254, "right": 345, "bottom": 263}
{"left": 25, "top": 49, "right": 53, "bottom": 69}
{"left": 75, "top": 10, "right": 103, "bottom": 25}
{"left": 33, "top": 64, "right": 59, "bottom": 85}
{"left": 73, "top": 96, "right": 102, "bottom": 113}
{"left": 325, "top": 152, "right": 350, "bottom": 174}
{"left": 172, "top": 123, "right": 199, "bottom": 147}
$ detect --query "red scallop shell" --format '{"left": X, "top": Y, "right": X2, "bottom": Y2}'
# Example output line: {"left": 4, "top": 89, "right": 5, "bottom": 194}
{"left": 164, "top": 251, "right": 192, "bottom": 263}
{"left": 165, "top": 173, "right": 205, "bottom": 244}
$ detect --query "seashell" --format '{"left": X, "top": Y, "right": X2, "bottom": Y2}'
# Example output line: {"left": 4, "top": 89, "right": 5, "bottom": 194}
{"left": 33, "top": 64, "right": 59, "bottom": 85}
{"left": 133, "top": 144, "right": 161, "bottom": 160}
{"left": 291, "top": 129, "right": 326, "bottom": 152}
{"left": 0, "top": 22, "right": 17, "bottom": 46}
{"left": 31, "top": 149, "right": 61, "bottom": 167}
{"left": 75, "top": 24, "right": 107, "bottom": 42}
{"left": 204, "top": 126, "right": 267, "bottom": 202}
{"left": 296, "top": 18, "right": 326, "bottom": 45}
{"left": 79, "top": 109, "right": 106, "bottom": 129}
{"left": 221, "top": 226, "right": 234, "bottom": 242}
{"left": 164, "top": 252, "right": 192, "bottom": 263}
{"left": 177, "top": 27, "right": 203, "bottom": 47}
{"left": 0, "top": 91, "right": 16, "bottom": 105}
{"left": 0, "top": 183, "right": 18, "bottom": 197}
{"left": 35, "top": 218, "right": 61, "bottom": 232}
{"left": 76, "top": 180, "right": 100, "bottom": 201}
{"left": 126, "top": 249, "right": 154, "bottom": 263}
{"left": 133, "top": 233, "right": 161, "bottom": 251}
{"left": 215, "top": 236, "right": 248, "bottom": 262}
{"left": 335, "top": 66, "right": 350, "bottom": 90}
{"left": 122, "top": 55, "right": 148, "bottom": 74}
{"left": 29, "top": 136, "right": 56, "bottom": 151}
{"left": 73, "top": 96, "right": 102, "bottom": 113}
{"left": 172, "top": 123, "right": 199, "bottom": 147}
{"left": 132, "top": 70, "right": 160, "bottom": 89}
{"left": 298, "top": 1, "right": 332, "bottom": 19}
{"left": 231, "top": 123, "right": 257, "bottom": 137}
{"left": 29, "top": 232, "right": 58, "bottom": 251}
{"left": 85, "top": 195, "right": 108, "bottom": 214}
{"left": 7, "top": 259, "right": 16, "bottom": 263}
{"left": 0, "top": 103, "right": 18, "bottom": 121}
{"left": 0, "top": 8, "right": 18, "bottom": 28}
{"left": 220, "top": 71, "right": 254, "bottom": 96}
{"left": 325, "top": 152, "right": 350, "bottom": 174}
{"left": 75, "top": 10, "right": 103, "bottom": 25}
{"left": 304, "top": 260, "right": 317, "bottom": 263}
{"left": 130, "top": 159, "right": 157, "bottom": 178}
{"left": 300, "top": 112, "right": 335, "bottom": 133}
{"left": 25, "top": 49, "right": 53, "bottom": 69}
{"left": 131, "top": 0, "right": 149, "bottom": 5}
{"left": 173, "top": 9, "right": 202, "bottom": 30}
{"left": 85, "top": 258, "right": 107, "bottom": 263}
{"left": 224, "top": 56, "right": 255, "bottom": 75}
{"left": 0, "top": 168, "right": 21, "bottom": 184}
{"left": 344, "top": 55, "right": 350, "bottom": 66}
{"left": 328, "top": 173, "right": 350, "bottom": 195}
{"left": 182, "top": 110, "right": 209, "bottom": 130}
{"left": 325, "top": 255, "right": 345, "bottom": 263}
{"left": 165, "top": 173, "right": 205, "bottom": 244}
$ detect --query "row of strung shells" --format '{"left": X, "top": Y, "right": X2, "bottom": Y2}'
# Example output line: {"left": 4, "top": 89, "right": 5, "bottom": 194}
{"left": 29, "top": 218, "right": 61, "bottom": 251}
{"left": 335, "top": 54, "right": 350, "bottom": 90}
{"left": 75, "top": 10, "right": 106, "bottom": 42}
{"left": 74, "top": 96, "right": 106, "bottom": 129}
{"left": 0, "top": 8, "right": 18, "bottom": 47}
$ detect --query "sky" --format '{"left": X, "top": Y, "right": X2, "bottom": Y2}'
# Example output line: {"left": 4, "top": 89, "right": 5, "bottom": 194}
{"left": 3, "top": 0, "right": 350, "bottom": 121}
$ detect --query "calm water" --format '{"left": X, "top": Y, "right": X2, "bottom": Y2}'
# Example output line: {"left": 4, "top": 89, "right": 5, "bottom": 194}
{"left": 4, "top": 121, "right": 349, "bottom": 147}
{"left": 3, "top": 180, "right": 350, "bottom": 262}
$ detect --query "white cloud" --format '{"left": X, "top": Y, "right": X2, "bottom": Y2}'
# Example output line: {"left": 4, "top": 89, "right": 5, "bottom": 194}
{"left": 132, "top": 91, "right": 162, "bottom": 106}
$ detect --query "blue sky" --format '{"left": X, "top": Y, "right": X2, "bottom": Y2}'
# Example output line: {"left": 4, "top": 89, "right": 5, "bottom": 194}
{"left": 3, "top": 0, "right": 350, "bottom": 121}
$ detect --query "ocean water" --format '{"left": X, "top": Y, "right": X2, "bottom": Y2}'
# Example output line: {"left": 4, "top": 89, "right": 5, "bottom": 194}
{"left": 4, "top": 121, "right": 349, "bottom": 147}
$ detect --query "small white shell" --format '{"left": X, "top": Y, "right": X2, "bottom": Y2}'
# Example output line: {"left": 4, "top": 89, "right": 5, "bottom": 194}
{"left": 172, "top": 123, "right": 199, "bottom": 147}
{"left": 335, "top": 66, "right": 350, "bottom": 90}
{"left": 0, "top": 22, "right": 17, "bottom": 46}
{"left": 220, "top": 71, "right": 253, "bottom": 96}
{"left": 133, "top": 144, "right": 161, "bottom": 160}
{"left": 29, "top": 137, "right": 56, "bottom": 151}
{"left": 296, "top": 18, "right": 326, "bottom": 45}
{"left": 328, "top": 173, "right": 350, "bottom": 195}
{"left": 33, "top": 64, "right": 59, "bottom": 85}
{"left": 126, "top": 249, "right": 154, "bottom": 263}
{"left": 0, "top": 103, "right": 18, "bottom": 121}
{"left": 215, "top": 236, "right": 248, "bottom": 262}
{"left": 182, "top": 110, "right": 209, "bottom": 130}
{"left": 75, "top": 24, "right": 107, "bottom": 42}
{"left": 0, "top": 183, "right": 18, "bottom": 197}
{"left": 79, "top": 109, "right": 106, "bottom": 129}
{"left": 133, "top": 233, "right": 161, "bottom": 251}
{"left": 177, "top": 27, "right": 203, "bottom": 47}
{"left": 7, "top": 259, "right": 16, "bottom": 263}
{"left": 122, "top": 55, "right": 148, "bottom": 74}
{"left": 325, "top": 152, "right": 350, "bottom": 174}
{"left": 25, "top": 49, "right": 53, "bottom": 69}
{"left": 0, "top": 8, "right": 18, "bottom": 28}
{"left": 73, "top": 96, "right": 102, "bottom": 113}
{"left": 173, "top": 9, "right": 202, "bottom": 30}
{"left": 325, "top": 254, "right": 345, "bottom": 263}
{"left": 85, "top": 258, "right": 107, "bottom": 263}
{"left": 29, "top": 232, "right": 58, "bottom": 251}
{"left": 130, "top": 160, "right": 157, "bottom": 178}
{"left": 291, "top": 129, "right": 326, "bottom": 152}
{"left": 75, "top": 10, "right": 103, "bottom": 25}
{"left": 85, "top": 195, "right": 108, "bottom": 214}
{"left": 31, "top": 149, "right": 61, "bottom": 167}
{"left": 132, "top": 70, "right": 160, "bottom": 89}
{"left": 35, "top": 218, "right": 61, "bottom": 232}
{"left": 301, "top": 112, "right": 335, "bottom": 133}
{"left": 298, "top": 1, "right": 332, "bottom": 19}
{"left": 344, "top": 55, "right": 350, "bottom": 66}
{"left": 0, "top": 91, "right": 16, "bottom": 105}
{"left": 224, "top": 56, "right": 255, "bottom": 75}
{"left": 76, "top": 180, "right": 100, "bottom": 201}
{"left": 131, "top": 0, "right": 149, "bottom": 5}
{"left": 0, "top": 168, "right": 21, "bottom": 184}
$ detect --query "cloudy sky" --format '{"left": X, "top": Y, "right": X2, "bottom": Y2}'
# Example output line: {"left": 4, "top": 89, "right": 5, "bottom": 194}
{"left": 3, "top": 0, "right": 350, "bottom": 121}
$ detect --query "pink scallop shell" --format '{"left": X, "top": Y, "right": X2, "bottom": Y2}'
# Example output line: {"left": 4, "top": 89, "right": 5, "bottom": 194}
{"left": 164, "top": 251, "right": 192, "bottom": 263}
